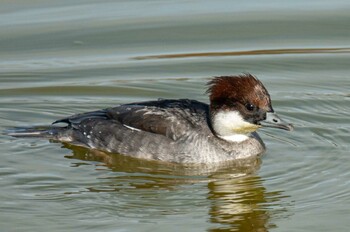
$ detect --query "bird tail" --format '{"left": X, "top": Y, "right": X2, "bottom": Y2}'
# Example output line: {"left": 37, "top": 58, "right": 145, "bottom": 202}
{"left": 4, "top": 126, "right": 67, "bottom": 140}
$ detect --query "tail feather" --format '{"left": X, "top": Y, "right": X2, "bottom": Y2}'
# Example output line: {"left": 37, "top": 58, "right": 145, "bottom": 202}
{"left": 5, "top": 126, "right": 65, "bottom": 139}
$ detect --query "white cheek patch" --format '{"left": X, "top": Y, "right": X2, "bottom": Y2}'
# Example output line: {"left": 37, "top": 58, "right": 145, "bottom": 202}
{"left": 212, "top": 111, "right": 258, "bottom": 142}
{"left": 213, "top": 111, "right": 248, "bottom": 134}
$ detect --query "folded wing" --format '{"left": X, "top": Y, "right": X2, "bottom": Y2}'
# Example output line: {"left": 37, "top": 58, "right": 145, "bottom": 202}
{"left": 54, "top": 99, "right": 211, "bottom": 141}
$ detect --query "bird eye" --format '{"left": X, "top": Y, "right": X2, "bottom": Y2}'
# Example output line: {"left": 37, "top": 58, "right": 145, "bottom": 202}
{"left": 245, "top": 103, "right": 255, "bottom": 111}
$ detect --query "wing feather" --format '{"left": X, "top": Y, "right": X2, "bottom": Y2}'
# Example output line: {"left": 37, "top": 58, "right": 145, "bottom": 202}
{"left": 53, "top": 99, "right": 210, "bottom": 141}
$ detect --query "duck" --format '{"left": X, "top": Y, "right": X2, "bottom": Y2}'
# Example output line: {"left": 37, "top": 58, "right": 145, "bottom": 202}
{"left": 7, "top": 74, "right": 293, "bottom": 164}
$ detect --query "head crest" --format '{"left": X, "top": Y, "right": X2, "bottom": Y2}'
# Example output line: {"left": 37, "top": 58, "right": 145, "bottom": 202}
{"left": 207, "top": 73, "right": 271, "bottom": 110}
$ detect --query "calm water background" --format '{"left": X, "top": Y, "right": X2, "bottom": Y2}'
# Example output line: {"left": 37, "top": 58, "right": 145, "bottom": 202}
{"left": 1, "top": 1, "right": 350, "bottom": 231}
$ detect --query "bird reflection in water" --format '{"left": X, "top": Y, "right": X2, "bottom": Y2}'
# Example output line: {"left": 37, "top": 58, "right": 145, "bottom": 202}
{"left": 62, "top": 143, "right": 290, "bottom": 231}
{"left": 207, "top": 176, "right": 289, "bottom": 232}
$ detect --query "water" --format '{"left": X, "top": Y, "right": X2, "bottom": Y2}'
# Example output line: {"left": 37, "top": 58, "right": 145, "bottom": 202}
{"left": 1, "top": 1, "right": 350, "bottom": 231}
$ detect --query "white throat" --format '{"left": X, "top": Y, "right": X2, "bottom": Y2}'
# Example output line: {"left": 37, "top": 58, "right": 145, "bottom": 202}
{"left": 218, "top": 134, "right": 249, "bottom": 142}
{"left": 212, "top": 110, "right": 259, "bottom": 143}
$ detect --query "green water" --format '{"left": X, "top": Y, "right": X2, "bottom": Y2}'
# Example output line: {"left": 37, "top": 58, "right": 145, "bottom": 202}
{"left": 1, "top": 1, "right": 350, "bottom": 231}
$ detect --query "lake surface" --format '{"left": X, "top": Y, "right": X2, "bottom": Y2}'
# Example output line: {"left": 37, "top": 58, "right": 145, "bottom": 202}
{"left": 1, "top": 1, "right": 350, "bottom": 231}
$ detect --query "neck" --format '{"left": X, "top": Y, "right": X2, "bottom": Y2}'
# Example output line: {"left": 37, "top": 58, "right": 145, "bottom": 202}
{"left": 218, "top": 134, "right": 249, "bottom": 142}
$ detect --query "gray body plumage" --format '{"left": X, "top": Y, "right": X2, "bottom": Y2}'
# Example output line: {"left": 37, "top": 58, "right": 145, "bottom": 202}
{"left": 8, "top": 99, "right": 266, "bottom": 163}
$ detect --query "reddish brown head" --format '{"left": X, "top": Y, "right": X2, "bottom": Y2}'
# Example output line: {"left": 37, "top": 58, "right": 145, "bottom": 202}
{"left": 206, "top": 74, "right": 293, "bottom": 136}
{"left": 207, "top": 74, "right": 273, "bottom": 123}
